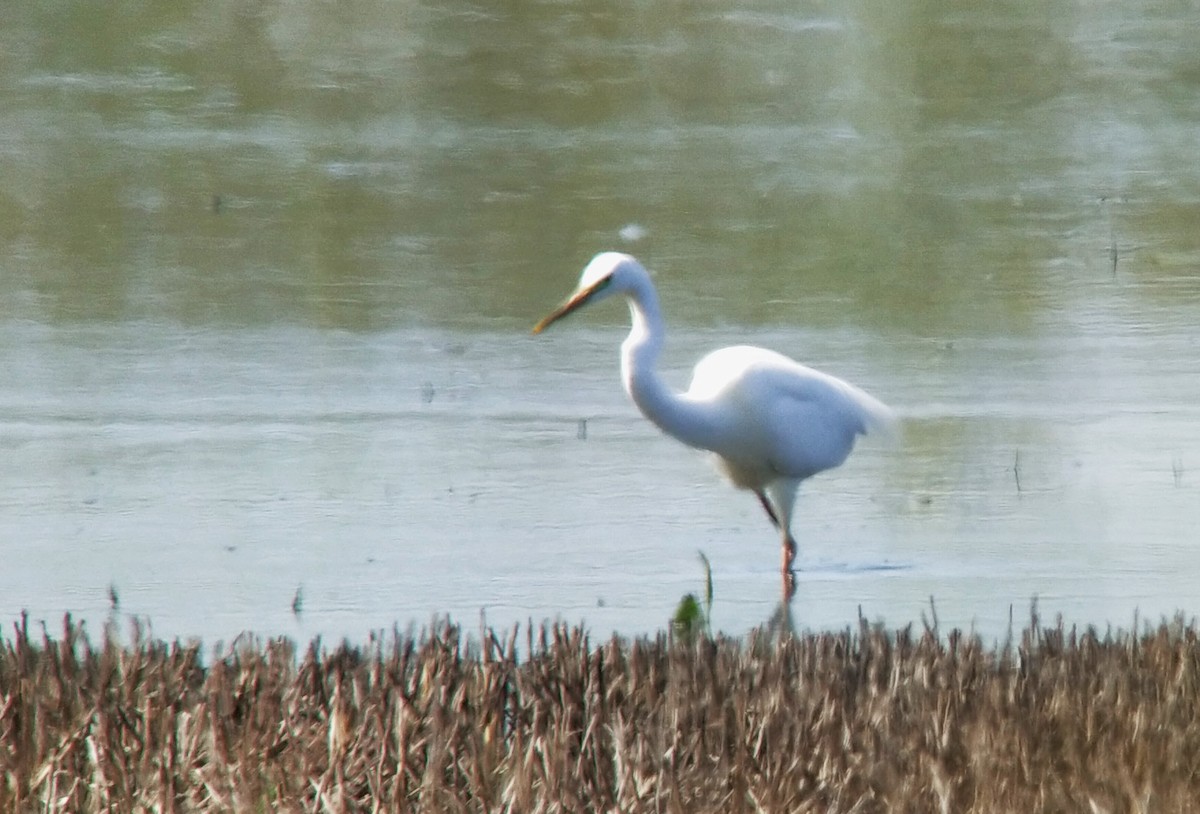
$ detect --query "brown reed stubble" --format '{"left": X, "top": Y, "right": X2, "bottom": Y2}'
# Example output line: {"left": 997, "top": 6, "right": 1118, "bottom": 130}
{"left": 2, "top": 612, "right": 1199, "bottom": 812}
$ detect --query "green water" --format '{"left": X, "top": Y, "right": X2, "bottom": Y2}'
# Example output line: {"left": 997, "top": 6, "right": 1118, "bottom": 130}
{"left": 2, "top": 1, "right": 1198, "bottom": 641}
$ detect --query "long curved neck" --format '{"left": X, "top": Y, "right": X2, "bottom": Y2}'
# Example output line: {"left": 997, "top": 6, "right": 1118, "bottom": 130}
{"left": 619, "top": 283, "right": 717, "bottom": 451}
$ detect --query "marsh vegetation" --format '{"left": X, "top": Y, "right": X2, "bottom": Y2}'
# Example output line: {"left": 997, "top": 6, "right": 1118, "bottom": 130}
{"left": 3, "top": 610, "right": 1198, "bottom": 812}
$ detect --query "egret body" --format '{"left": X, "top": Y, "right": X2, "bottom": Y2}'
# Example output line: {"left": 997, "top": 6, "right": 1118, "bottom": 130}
{"left": 533, "top": 252, "right": 894, "bottom": 596}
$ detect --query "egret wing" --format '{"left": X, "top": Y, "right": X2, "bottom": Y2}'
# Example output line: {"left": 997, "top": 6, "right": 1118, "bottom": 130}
{"left": 691, "top": 345, "right": 894, "bottom": 479}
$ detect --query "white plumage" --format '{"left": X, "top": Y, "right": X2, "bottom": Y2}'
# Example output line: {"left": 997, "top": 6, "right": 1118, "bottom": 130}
{"left": 534, "top": 252, "right": 894, "bottom": 595}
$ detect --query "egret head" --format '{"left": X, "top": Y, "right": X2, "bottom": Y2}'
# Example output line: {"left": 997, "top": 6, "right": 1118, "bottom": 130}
{"left": 532, "top": 252, "right": 646, "bottom": 334}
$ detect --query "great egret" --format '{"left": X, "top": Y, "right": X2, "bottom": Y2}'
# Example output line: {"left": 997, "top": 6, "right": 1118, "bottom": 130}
{"left": 533, "top": 252, "right": 895, "bottom": 597}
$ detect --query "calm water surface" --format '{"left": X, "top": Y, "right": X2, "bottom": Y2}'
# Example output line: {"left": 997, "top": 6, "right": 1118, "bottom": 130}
{"left": 2, "top": 1, "right": 1199, "bottom": 644}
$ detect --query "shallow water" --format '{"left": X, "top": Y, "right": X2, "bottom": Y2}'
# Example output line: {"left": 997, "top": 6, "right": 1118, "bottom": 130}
{"left": 2, "top": 1, "right": 1199, "bottom": 643}
{"left": 4, "top": 311, "right": 1198, "bottom": 644}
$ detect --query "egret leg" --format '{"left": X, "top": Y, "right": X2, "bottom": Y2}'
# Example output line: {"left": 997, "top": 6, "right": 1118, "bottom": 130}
{"left": 781, "top": 531, "right": 797, "bottom": 571}
{"left": 755, "top": 490, "right": 781, "bottom": 529}
{"left": 758, "top": 489, "right": 797, "bottom": 600}
{"left": 781, "top": 530, "right": 797, "bottom": 600}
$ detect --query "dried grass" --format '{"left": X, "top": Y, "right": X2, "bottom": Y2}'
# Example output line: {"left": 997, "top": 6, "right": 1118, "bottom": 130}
{"left": 2, "top": 610, "right": 1199, "bottom": 812}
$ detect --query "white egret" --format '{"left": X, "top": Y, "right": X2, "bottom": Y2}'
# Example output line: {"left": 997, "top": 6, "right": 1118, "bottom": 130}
{"left": 533, "top": 252, "right": 895, "bottom": 597}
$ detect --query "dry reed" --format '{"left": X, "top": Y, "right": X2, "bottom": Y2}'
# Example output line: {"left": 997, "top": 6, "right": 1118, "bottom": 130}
{"left": 2, "top": 610, "right": 1199, "bottom": 812}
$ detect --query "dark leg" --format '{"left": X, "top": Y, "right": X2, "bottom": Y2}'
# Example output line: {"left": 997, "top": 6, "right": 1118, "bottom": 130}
{"left": 755, "top": 490, "right": 780, "bottom": 528}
